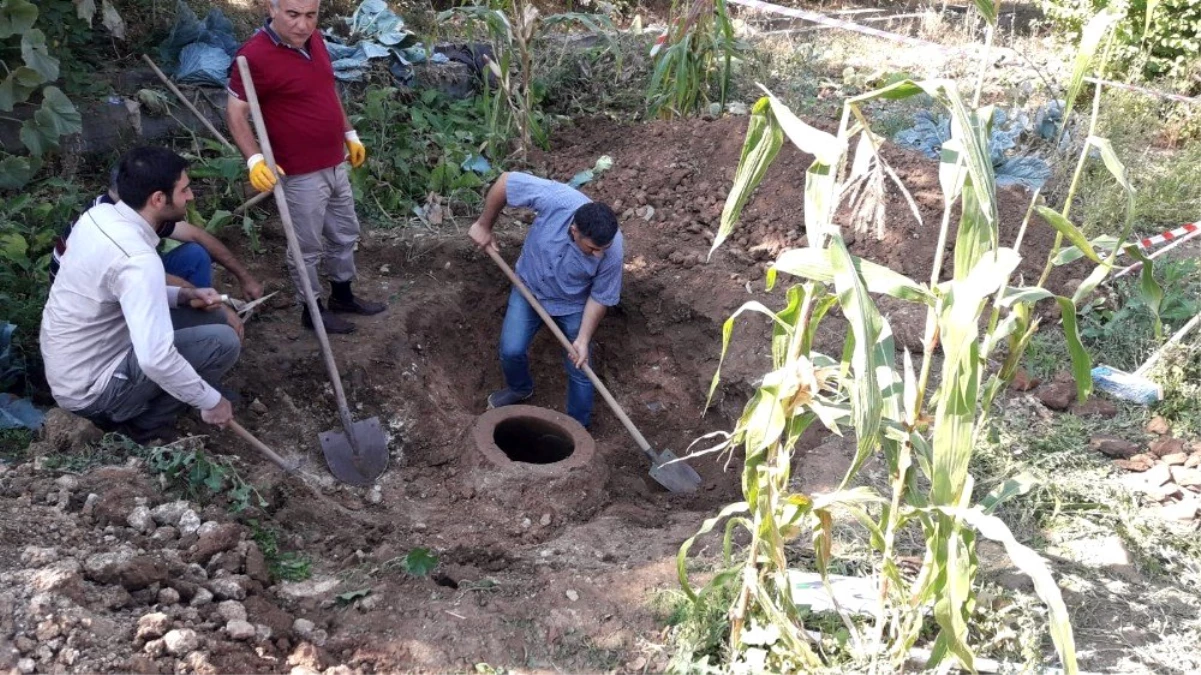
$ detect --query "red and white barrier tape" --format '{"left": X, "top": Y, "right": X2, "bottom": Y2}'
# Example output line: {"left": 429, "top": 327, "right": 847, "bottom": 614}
{"left": 727, "top": 0, "right": 953, "bottom": 52}
{"left": 1138, "top": 221, "right": 1199, "bottom": 250}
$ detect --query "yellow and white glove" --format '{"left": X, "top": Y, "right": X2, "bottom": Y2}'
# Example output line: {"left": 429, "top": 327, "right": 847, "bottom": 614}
{"left": 344, "top": 130, "right": 366, "bottom": 168}
{"left": 247, "top": 153, "right": 284, "bottom": 193}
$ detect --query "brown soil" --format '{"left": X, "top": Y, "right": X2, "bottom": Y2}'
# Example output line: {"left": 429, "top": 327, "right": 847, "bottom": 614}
{"left": 1, "top": 114, "right": 1088, "bottom": 674}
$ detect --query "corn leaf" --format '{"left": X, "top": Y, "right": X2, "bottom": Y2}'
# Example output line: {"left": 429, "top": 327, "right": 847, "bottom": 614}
{"left": 1056, "top": 296, "right": 1093, "bottom": 401}
{"left": 1087, "top": 136, "right": 1136, "bottom": 242}
{"left": 954, "top": 174, "right": 992, "bottom": 280}
{"left": 676, "top": 501, "right": 749, "bottom": 601}
{"left": 770, "top": 247, "right": 935, "bottom": 305}
{"left": 711, "top": 97, "right": 783, "bottom": 257}
{"left": 707, "top": 301, "right": 792, "bottom": 408}
{"left": 1060, "top": 10, "right": 1121, "bottom": 143}
{"left": 972, "top": 0, "right": 998, "bottom": 24}
{"left": 1037, "top": 207, "right": 1103, "bottom": 264}
{"left": 916, "top": 80, "right": 998, "bottom": 231}
{"left": 941, "top": 507, "right": 1078, "bottom": 674}
{"left": 758, "top": 85, "right": 841, "bottom": 165}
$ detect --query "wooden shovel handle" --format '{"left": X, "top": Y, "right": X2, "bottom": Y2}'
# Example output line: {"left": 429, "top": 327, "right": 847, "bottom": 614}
{"left": 228, "top": 420, "right": 301, "bottom": 473}
{"left": 484, "top": 247, "right": 656, "bottom": 458}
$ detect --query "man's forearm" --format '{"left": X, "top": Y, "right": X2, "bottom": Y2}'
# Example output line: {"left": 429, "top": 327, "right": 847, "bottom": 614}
{"left": 166, "top": 273, "right": 194, "bottom": 289}
{"left": 577, "top": 299, "right": 606, "bottom": 344}
{"left": 478, "top": 172, "right": 510, "bottom": 231}
{"left": 226, "top": 102, "right": 261, "bottom": 160}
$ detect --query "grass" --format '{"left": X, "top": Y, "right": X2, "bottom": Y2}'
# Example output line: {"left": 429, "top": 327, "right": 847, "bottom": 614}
{"left": 0, "top": 429, "right": 32, "bottom": 464}
{"left": 248, "top": 519, "right": 313, "bottom": 582}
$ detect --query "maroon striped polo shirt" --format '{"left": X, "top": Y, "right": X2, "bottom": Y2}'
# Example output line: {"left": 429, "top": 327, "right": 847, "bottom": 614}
{"left": 227, "top": 25, "right": 345, "bottom": 176}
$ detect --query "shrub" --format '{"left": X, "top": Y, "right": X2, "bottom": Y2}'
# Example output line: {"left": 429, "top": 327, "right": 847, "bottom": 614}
{"left": 1039, "top": 0, "right": 1201, "bottom": 81}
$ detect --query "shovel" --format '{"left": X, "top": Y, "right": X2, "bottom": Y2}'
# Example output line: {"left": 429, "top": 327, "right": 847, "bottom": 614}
{"left": 236, "top": 56, "right": 389, "bottom": 486}
{"left": 483, "top": 247, "right": 703, "bottom": 492}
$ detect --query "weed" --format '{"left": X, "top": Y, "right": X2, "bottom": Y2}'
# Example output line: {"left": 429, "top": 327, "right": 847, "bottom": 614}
{"left": 0, "top": 428, "right": 31, "bottom": 463}
{"left": 143, "top": 440, "right": 266, "bottom": 514}
{"left": 647, "top": 0, "right": 743, "bottom": 119}
{"left": 248, "top": 519, "right": 313, "bottom": 582}
{"left": 381, "top": 547, "right": 439, "bottom": 577}
{"left": 37, "top": 432, "right": 144, "bottom": 472}
{"left": 657, "top": 578, "right": 736, "bottom": 674}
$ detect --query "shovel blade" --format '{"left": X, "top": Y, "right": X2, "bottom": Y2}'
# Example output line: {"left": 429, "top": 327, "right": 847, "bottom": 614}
{"left": 319, "top": 417, "right": 389, "bottom": 486}
{"left": 648, "top": 448, "right": 704, "bottom": 493}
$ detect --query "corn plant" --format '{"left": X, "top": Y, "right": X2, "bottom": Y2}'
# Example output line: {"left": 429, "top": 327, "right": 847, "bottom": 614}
{"left": 646, "top": 0, "right": 741, "bottom": 119}
{"left": 678, "top": 7, "right": 1131, "bottom": 672}
{"left": 438, "top": 0, "right": 616, "bottom": 160}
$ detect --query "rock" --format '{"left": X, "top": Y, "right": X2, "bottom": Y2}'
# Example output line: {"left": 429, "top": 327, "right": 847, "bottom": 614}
{"left": 158, "top": 587, "right": 180, "bottom": 606}
{"left": 1186, "top": 452, "right": 1201, "bottom": 469}
{"left": 217, "top": 600, "right": 248, "bottom": 623}
{"left": 41, "top": 408, "right": 103, "bottom": 451}
{"left": 1171, "top": 466, "right": 1201, "bottom": 487}
{"left": 367, "top": 485, "right": 382, "bottom": 505}
{"left": 127, "top": 506, "right": 155, "bottom": 534}
{"left": 136, "top": 612, "right": 171, "bottom": 641}
{"left": 1038, "top": 382, "right": 1076, "bottom": 411}
{"left": 17, "top": 657, "right": 35, "bottom": 674}
{"left": 150, "top": 526, "right": 178, "bottom": 544}
{"left": 184, "top": 651, "right": 219, "bottom": 675}
{"left": 1163, "top": 452, "right": 1189, "bottom": 466}
{"left": 208, "top": 577, "right": 247, "bottom": 601}
{"left": 275, "top": 577, "right": 340, "bottom": 605}
{"left": 1159, "top": 499, "right": 1199, "bottom": 522}
{"left": 1089, "top": 436, "right": 1140, "bottom": 459}
{"left": 250, "top": 399, "right": 269, "bottom": 416}
{"left": 162, "top": 629, "right": 200, "bottom": 656}
{"left": 150, "top": 501, "right": 191, "bottom": 526}
{"left": 142, "top": 638, "right": 166, "bottom": 658}
{"left": 565, "top": 589, "right": 579, "bottom": 602}
{"left": 1144, "top": 462, "right": 1172, "bottom": 487}
{"left": 1010, "top": 368, "right": 1040, "bottom": 392}
{"left": 189, "top": 588, "right": 214, "bottom": 607}
{"left": 182, "top": 563, "right": 208, "bottom": 583}
{"left": 20, "top": 546, "right": 59, "bottom": 566}
{"left": 54, "top": 474, "right": 80, "bottom": 492}
{"left": 1070, "top": 398, "right": 1118, "bottom": 418}
{"left": 1146, "top": 416, "right": 1172, "bottom": 435}
{"left": 178, "top": 510, "right": 202, "bottom": 537}
{"left": 30, "top": 561, "right": 84, "bottom": 598}
{"left": 226, "top": 619, "right": 256, "bottom": 641}
{"left": 540, "top": 513, "right": 551, "bottom": 526}
{"left": 292, "top": 619, "right": 326, "bottom": 647}
{"left": 287, "top": 642, "right": 325, "bottom": 672}
{"left": 358, "top": 594, "right": 379, "bottom": 612}
{"left": 82, "top": 493, "right": 100, "bottom": 517}
{"left": 244, "top": 543, "right": 271, "bottom": 585}
{"left": 1114, "top": 455, "right": 1156, "bottom": 472}
{"left": 192, "top": 523, "right": 241, "bottom": 564}
{"left": 1149, "top": 437, "right": 1186, "bottom": 458}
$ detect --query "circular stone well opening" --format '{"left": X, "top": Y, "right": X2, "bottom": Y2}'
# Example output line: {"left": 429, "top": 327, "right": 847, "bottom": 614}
{"left": 473, "top": 405, "right": 596, "bottom": 472}
{"left": 494, "top": 416, "right": 575, "bottom": 464}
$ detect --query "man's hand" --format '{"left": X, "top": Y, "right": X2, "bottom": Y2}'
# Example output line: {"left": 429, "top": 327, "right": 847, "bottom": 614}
{"left": 239, "top": 276, "right": 264, "bottom": 300}
{"left": 570, "top": 337, "right": 590, "bottom": 370}
{"left": 344, "top": 130, "right": 367, "bottom": 168}
{"left": 201, "top": 398, "right": 233, "bottom": 427}
{"left": 183, "top": 287, "right": 223, "bottom": 311}
{"left": 247, "top": 154, "right": 284, "bottom": 193}
{"left": 223, "top": 306, "right": 245, "bottom": 342}
{"left": 468, "top": 219, "right": 499, "bottom": 252}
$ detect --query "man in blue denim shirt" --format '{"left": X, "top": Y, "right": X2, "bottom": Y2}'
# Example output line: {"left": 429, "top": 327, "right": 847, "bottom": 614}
{"left": 468, "top": 172, "right": 623, "bottom": 428}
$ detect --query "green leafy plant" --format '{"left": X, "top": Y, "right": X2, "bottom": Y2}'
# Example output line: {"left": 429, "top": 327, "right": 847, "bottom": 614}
{"left": 144, "top": 442, "right": 266, "bottom": 514}
{"left": 1040, "top": 0, "right": 1201, "bottom": 80}
{"left": 676, "top": 5, "right": 1135, "bottom": 671}
{"left": 0, "top": 0, "right": 88, "bottom": 189}
{"left": 349, "top": 87, "right": 501, "bottom": 223}
{"left": 337, "top": 588, "right": 372, "bottom": 605}
{"left": 646, "top": 0, "right": 742, "bottom": 119}
{"left": 439, "top": 0, "right": 617, "bottom": 159}
{"left": 249, "top": 520, "right": 313, "bottom": 582}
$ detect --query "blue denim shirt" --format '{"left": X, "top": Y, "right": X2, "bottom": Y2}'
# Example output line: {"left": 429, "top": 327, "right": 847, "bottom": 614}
{"left": 508, "top": 173, "right": 624, "bottom": 316}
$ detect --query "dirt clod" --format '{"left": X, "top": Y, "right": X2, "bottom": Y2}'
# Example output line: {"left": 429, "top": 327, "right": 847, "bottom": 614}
{"left": 1147, "top": 416, "right": 1172, "bottom": 435}
{"left": 1038, "top": 382, "right": 1076, "bottom": 411}
{"left": 1090, "top": 436, "right": 1141, "bottom": 458}
{"left": 1150, "top": 437, "right": 1186, "bottom": 458}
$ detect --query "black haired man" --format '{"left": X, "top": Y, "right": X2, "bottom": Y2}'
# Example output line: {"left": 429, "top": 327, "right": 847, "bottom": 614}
{"left": 468, "top": 172, "right": 623, "bottom": 428}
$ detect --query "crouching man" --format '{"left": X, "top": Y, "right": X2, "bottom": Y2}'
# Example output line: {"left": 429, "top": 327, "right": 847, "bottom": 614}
{"left": 41, "top": 147, "right": 239, "bottom": 442}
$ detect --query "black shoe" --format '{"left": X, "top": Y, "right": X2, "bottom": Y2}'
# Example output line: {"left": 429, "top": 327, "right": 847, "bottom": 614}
{"left": 329, "top": 281, "right": 386, "bottom": 315}
{"left": 124, "top": 423, "right": 180, "bottom": 446}
{"left": 302, "top": 305, "right": 356, "bottom": 334}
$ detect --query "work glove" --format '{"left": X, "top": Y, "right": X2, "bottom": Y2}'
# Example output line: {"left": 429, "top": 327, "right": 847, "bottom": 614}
{"left": 344, "top": 130, "right": 367, "bottom": 168}
{"left": 247, "top": 154, "right": 284, "bottom": 193}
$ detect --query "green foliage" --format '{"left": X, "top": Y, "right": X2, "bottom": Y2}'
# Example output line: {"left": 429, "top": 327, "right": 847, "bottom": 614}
{"left": 38, "top": 431, "right": 144, "bottom": 472}
{"left": 656, "top": 581, "right": 736, "bottom": 673}
{"left": 399, "top": 547, "right": 438, "bottom": 576}
{"left": 0, "top": 179, "right": 89, "bottom": 384}
{"left": 348, "top": 88, "right": 501, "bottom": 224}
{"left": 0, "top": 428, "right": 31, "bottom": 463}
{"left": 248, "top": 520, "right": 313, "bottom": 582}
{"left": 144, "top": 442, "right": 266, "bottom": 514}
{"left": 647, "top": 0, "right": 743, "bottom": 119}
{"left": 0, "top": 0, "right": 89, "bottom": 189}
{"left": 1039, "top": 0, "right": 1201, "bottom": 80}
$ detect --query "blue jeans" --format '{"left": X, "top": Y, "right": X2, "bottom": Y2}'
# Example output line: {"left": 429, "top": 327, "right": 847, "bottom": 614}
{"left": 161, "top": 242, "right": 213, "bottom": 289}
{"left": 499, "top": 288, "right": 594, "bottom": 428}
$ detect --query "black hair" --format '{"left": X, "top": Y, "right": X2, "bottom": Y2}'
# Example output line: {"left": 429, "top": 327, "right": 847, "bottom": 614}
{"left": 572, "top": 202, "right": 619, "bottom": 246}
{"left": 116, "top": 147, "right": 189, "bottom": 210}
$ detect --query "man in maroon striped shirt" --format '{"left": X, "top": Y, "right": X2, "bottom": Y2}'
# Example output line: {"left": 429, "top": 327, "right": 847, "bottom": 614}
{"left": 225, "top": 0, "right": 384, "bottom": 334}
